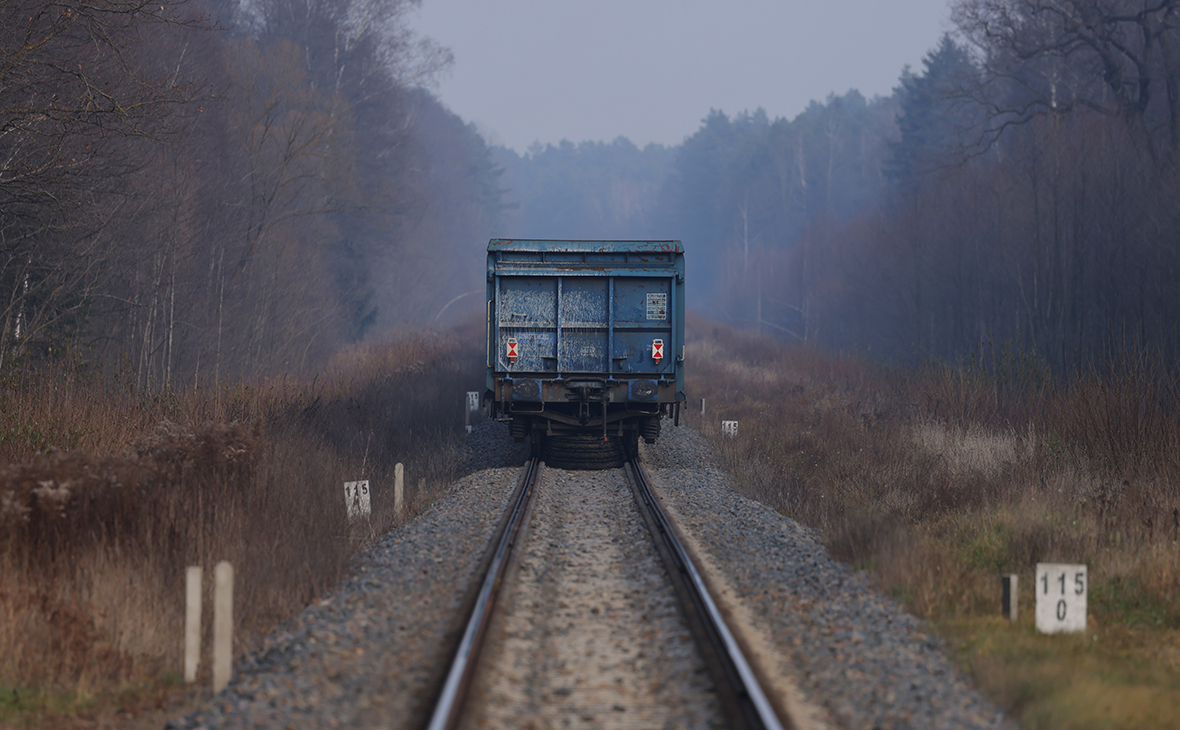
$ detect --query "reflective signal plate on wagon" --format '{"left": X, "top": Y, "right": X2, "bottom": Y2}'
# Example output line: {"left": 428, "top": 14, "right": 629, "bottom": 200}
{"left": 652, "top": 339, "right": 664, "bottom": 363}
{"left": 506, "top": 339, "right": 519, "bottom": 363}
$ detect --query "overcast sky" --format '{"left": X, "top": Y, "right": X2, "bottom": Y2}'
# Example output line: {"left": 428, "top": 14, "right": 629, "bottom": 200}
{"left": 410, "top": 1, "right": 955, "bottom": 152}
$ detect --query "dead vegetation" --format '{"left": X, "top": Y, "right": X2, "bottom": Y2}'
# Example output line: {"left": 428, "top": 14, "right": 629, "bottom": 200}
{"left": 0, "top": 327, "right": 483, "bottom": 719}
{"left": 686, "top": 316, "right": 1180, "bottom": 728}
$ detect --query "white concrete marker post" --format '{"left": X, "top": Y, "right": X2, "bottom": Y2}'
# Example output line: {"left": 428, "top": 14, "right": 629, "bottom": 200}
{"left": 1036, "top": 563, "right": 1087, "bottom": 633}
{"left": 184, "top": 566, "right": 202, "bottom": 683}
{"left": 1001, "top": 574, "right": 1018, "bottom": 622}
{"left": 344, "top": 480, "right": 371, "bottom": 519}
{"left": 394, "top": 463, "right": 404, "bottom": 517}
{"left": 213, "top": 561, "right": 234, "bottom": 693}
{"left": 465, "top": 391, "right": 480, "bottom": 433}
{"left": 722, "top": 420, "right": 739, "bottom": 436}
{"left": 701, "top": 398, "right": 706, "bottom": 415}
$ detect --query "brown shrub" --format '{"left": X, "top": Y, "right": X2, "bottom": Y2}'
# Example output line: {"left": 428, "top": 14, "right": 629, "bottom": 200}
{"left": 686, "top": 317, "right": 1180, "bottom": 624}
{"left": 0, "top": 326, "right": 485, "bottom": 692}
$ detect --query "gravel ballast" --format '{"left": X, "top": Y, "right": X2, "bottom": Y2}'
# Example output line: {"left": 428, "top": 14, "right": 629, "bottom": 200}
{"left": 167, "top": 418, "right": 1015, "bottom": 730}
{"left": 167, "top": 421, "right": 527, "bottom": 730}
{"left": 463, "top": 467, "right": 723, "bottom": 730}
{"left": 642, "top": 424, "right": 1015, "bottom": 730}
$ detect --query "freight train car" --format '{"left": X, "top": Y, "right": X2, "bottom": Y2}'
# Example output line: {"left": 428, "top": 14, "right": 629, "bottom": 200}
{"left": 485, "top": 239, "right": 685, "bottom": 468}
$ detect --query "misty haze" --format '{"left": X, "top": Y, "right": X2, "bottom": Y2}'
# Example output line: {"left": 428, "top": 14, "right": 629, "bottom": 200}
{"left": 2, "top": 1, "right": 1179, "bottom": 728}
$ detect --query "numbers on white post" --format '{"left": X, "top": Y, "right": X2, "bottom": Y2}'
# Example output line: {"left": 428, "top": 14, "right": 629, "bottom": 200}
{"left": 345, "top": 480, "right": 371, "bottom": 519}
{"left": 722, "top": 420, "right": 739, "bottom": 437}
{"left": 1035, "top": 563, "right": 1087, "bottom": 633}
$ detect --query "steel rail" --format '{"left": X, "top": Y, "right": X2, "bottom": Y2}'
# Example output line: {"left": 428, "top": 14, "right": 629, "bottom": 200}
{"left": 425, "top": 457, "right": 542, "bottom": 730}
{"left": 626, "top": 458, "right": 788, "bottom": 730}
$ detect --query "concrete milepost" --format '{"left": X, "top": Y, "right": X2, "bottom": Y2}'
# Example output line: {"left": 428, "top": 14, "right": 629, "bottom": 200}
{"left": 1001, "top": 574, "right": 1017, "bottom": 622}
{"left": 1035, "top": 563, "right": 1087, "bottom": 633}
{"left": 345, "top": 480, "right": 371, "bottom": 519}
{"left": 213, "top": 561, "right": 234, "bottom": 693}
{"left": 395, "top": 463, "right": 404, "bottom": 517}
{"left": 466, "top": 391, "right": 480, "bottom": 433}
{"left": 184, "top": 566, "right": 202, "bottom": 683}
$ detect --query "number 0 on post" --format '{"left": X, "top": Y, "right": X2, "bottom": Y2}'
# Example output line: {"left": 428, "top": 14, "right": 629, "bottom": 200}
{"left": 1035, "top": 562, "right": 1087, "bottom": 634}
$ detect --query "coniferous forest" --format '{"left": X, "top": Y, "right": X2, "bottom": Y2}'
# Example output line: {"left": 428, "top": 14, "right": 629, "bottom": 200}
{"left": 501, "top": 3, "right": 1180, "bottom": 378}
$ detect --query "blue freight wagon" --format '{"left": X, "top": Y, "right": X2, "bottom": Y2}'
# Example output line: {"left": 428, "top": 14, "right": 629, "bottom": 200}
{"left": 485, "top": 239, "right": 685, "bottom": 467}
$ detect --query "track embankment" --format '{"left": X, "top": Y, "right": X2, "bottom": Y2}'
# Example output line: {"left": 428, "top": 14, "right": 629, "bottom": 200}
{"left": 168, "top": 420, "right": 1013, "bottom": 730}
{"left": 165, "top": 425, "right": 529, "bottom": 730}
{"left": 643, "top": 426, "right": 1015, "bottom": 730}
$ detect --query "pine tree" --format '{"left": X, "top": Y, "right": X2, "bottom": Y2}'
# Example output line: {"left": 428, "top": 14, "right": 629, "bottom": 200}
{"left": 887, "top": 36, "right": 979, "bottom": 193}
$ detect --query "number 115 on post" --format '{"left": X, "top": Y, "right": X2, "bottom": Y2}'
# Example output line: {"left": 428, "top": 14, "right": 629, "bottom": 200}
{"left": 1035, "top": 563, "right": 1087, "bottom": 634}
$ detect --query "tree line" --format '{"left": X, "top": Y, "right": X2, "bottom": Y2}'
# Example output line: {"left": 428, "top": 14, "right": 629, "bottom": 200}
{"left": 13, "top": 0, "right": 1178, "bottom": 381}
{"left": 501, "top": 0, "right": 1180, "bottom": 377}
{"left": 809, "top": 1, "right": 1180, "bottom": 375}
{"left": 0, "top": 0, "right": 502, "bottom": 384}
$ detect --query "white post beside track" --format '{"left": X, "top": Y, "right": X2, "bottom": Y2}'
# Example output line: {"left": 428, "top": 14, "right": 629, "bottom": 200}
{"left": 466, "top": 391, "right": 480, "bottom": 433}
{"left": 1001, "top": 574, "right": 1017, "bottom": 621}
{"left": 395, "top": 463, "right": 405, "bottom": 517}
{"left": 213, "top": 561, "right": 234, "bottom": 693}
{"left": 184, "top": 566, "right": 202, "bottom": 683}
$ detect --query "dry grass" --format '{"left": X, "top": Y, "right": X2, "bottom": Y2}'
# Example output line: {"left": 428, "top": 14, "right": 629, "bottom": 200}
{"left": 0, "top": 325, "right": 484, "bottom": 724}
{"left": 685, "top": 315, "right": 1180, "bottom": 729}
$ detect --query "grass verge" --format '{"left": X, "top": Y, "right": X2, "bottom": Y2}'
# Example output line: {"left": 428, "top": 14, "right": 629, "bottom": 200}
{"left": 685, "top": 315, "right": 1180, "bottom": 730}
{"left": 0, "top": 325, "right": 484, "bottom": 727}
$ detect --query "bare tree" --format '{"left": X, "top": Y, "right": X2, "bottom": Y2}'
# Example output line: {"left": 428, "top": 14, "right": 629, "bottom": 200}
{"left": 0, "top": 0, "right": 211, "bottom": 365}
{"left": 0, "top": 0, "right": 210, "bottom": 219}
{"left": 953, "top": 0, "right": 1180, "bottom": 158}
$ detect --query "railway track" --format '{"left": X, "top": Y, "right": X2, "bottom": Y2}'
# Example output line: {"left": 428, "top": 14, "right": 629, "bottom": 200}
{"left": 425, "top": 456, "right": 789, "bottom": 730}
{"left": 166, "top": 421, "right": 1010, "bottom": 730}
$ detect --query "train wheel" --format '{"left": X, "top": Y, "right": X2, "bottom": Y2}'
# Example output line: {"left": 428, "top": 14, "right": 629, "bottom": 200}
{"left": 542, "top": 433, "right": 625, "bottom": 470}
{"left": 509, "top": 418, "right": 528, "bottom": 442}
{"left": 624, "top": 431, "right": 639, "bottom": 459}
{"left": 640, "top": 416, "right": 661, "bottom": 444}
